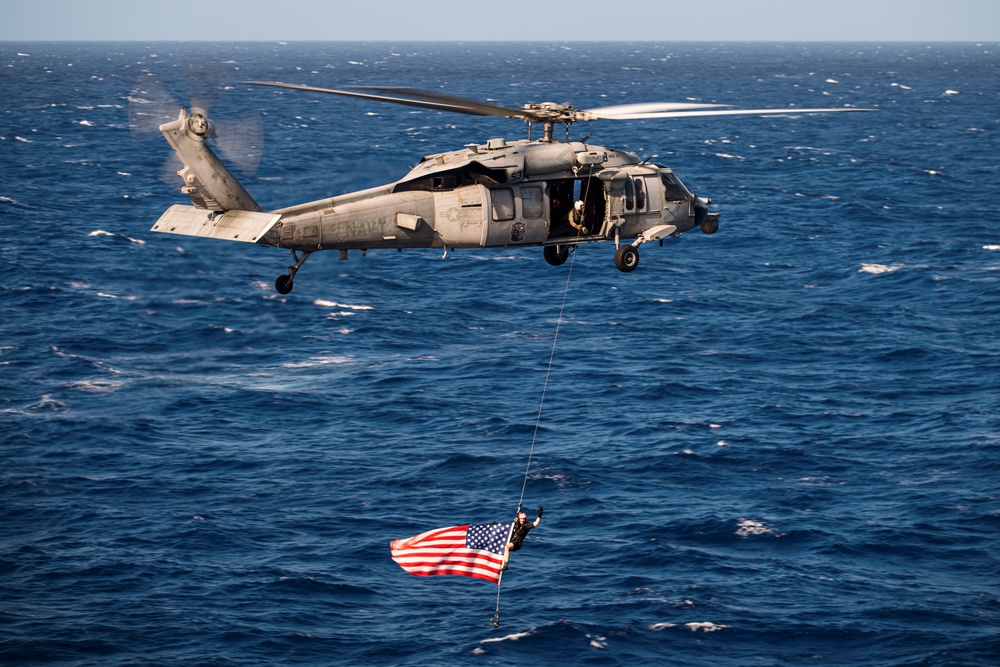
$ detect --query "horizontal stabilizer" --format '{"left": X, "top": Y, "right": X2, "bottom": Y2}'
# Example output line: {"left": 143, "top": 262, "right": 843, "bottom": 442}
{"left": 151, "top": 204, "right": 281, "bottom": 243}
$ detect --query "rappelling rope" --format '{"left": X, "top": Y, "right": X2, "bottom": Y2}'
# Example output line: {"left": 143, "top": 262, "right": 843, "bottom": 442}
{"left": 517, "top": 219, "right": 581, "bottom": 508}
{"left": 497, "top": 171, "right": 591, "bottom": 629}
{"left": 516, "top": 169, "right": 592, "bottom": 507}
{"left": 495, "top": 240, "right": 577, "bottom": 629}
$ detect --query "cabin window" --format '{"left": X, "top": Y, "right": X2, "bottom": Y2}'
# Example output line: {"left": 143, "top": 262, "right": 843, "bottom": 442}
{"left": 635, "top": 178, "right": 646, "bottom": 210}
{"left": 491, "top": 188, "right": 516, "bottom": 221}
{"left": 521, "top": 186, "right": 543, "bottom": 218}
{"left": 624, "top": 178, "right": 635, "bottom": 211}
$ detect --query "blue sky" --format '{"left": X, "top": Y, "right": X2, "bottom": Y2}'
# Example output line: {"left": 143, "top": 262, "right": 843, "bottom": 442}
{"left": 2, "top": 0, "right": 998, "bottom": 41}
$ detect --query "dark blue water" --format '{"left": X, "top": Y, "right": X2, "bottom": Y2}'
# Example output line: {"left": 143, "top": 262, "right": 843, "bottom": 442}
{"left": 2, "top": 42, "right": 999, "bottom": 666}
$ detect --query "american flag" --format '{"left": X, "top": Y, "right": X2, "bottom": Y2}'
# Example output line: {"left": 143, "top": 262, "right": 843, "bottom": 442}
{"left": 390, "top": 522, "right": 513, "bottom": 584}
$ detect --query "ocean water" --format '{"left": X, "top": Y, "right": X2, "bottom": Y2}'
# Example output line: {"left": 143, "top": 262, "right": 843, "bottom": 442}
{"left": 2, "top": 41, "right": 999, "bottom": 666}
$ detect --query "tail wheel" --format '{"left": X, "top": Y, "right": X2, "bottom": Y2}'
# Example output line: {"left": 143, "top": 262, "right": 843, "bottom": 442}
{"left": 614, "top": 245, "right": 639, "bottom": 272}
{"left": 544, "top": 245, "right": 570, "bottom": 266}
{"left": 275, "top": 275, "right": 294, "bottom": 294}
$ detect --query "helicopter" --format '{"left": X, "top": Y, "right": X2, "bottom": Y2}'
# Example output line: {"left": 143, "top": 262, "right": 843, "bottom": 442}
{"left": 144, "top": 80, "right": 870, "bottom": 294}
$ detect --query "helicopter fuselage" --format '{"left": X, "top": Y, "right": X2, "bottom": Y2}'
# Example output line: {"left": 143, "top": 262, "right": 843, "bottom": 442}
{"left": 147, "top": 81, "right": 873, "bottom": 293}
{"left": 266, "top": 137, "right": 715, "bottom": 254}
{"left": 152, "top": 106, "right": 718, "bottom": 293}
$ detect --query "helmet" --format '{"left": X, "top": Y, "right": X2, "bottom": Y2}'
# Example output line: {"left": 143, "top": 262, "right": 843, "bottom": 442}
{"left": 574, "top": 200, "right": 584, "bottom": 211}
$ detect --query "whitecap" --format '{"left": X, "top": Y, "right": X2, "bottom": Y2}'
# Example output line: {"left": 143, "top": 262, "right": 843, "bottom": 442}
{"left": 314, "top": 300, "right": 374, "bottom": 311}
{"left": 79, "top": 120, "right": 95, "bottom": 127}
{"left": 944, "top": 90, "right": 959, "bottom": 95}
{"left": 859, "top": 263, "right": 900, "bottom": 274}
{"left": 31, "top": 395, "right": 66, "bottom": 411}
{"left": 983, "top": 245, "right": 1000, "bottom": 251}
{"left": 480, "top": 630, "right": 533, "bottom": 644}
{"left": 280, "top": 356, "right": 351, "bottom": 369}
{"left": 891, "top": 82, "right": 913, "bottom": 90}
{"left": 69, "top": 380, "right": 124, "bottom": 393}
{"left": 96, "top": 292, "right": 137, "bottom": 301}
{"left": 88, "top": 229, "right": 145, "bottom": 244}
{"left": 650, "top": 621, "right": 728, "bottom": 632}
{"left": 714, "top": 153, "right": 744, "bottom": 160}
{"left": 736, "top": 518, "right": 772, "bottom": 537}
{"left": 685, "top": 622, "right": 729, "bottom": 632}
{"left": 0, "top": 195, "right": 18, "bottom": 204}
{"left": 15, "top": 136, "right": 31, "bottom": 143}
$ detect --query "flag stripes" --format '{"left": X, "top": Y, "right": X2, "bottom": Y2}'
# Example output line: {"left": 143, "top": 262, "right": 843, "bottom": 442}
{"left": 390, "top": 523, "right": 510, "bottom": 584}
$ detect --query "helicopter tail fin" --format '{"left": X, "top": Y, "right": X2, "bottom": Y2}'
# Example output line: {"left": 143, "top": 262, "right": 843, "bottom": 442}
{"left": 159, "top": 108, "right": 261, "bottom": 213}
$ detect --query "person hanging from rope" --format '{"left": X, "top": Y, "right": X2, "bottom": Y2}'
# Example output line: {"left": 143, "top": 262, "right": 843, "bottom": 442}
{"left": 568, "top": 200, "right": 588, "bottom": 234}
{"left": 501, "top": 506, "right": 543, "bottom": 570}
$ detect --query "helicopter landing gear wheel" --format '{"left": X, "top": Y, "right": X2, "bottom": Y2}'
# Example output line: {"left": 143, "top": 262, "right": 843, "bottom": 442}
{"left": 543, "top": 244, "right": 570, "bottom": 266}
{"left": 274, "top": 249, "right": 313, "bottom": 294}
{"left": 614, "top": 245, "right": 639, "bottom": 272}
{"left": 275, "top": 274, "right": 294, "bottom": 294}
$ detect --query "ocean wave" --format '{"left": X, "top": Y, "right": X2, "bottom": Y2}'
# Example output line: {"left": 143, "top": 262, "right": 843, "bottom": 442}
{"left": 4, "top": 41, "right": 999, "bottom": 667}
{"left": 859, "top": 263, "right": 901, "bottom": 274}
{"left": 650, "top": 622, "right": 730, "bottom": 632}
{"left": 88, "top": 229, "right": 145, "bottom": 244}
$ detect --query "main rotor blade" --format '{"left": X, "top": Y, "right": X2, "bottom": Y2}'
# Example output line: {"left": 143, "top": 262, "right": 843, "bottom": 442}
{"left": 594, "top": 106, "right": 874, "bottom": 120}
{"left": 355, "top": 86, "right": 543, "bottom": 121}
{"left": 245, "top": 81, "right": 533, "bottom": 119}
{"left": 583, "top": 102, "right": 730, "bottom": 120}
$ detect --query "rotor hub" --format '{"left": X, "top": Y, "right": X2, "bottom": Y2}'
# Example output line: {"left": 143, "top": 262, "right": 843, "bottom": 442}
{"left": 186, "top": 109, "right": 211, "bottom": 138}
{"left": 522, "top": 102, "right": 578, "bottom": 124}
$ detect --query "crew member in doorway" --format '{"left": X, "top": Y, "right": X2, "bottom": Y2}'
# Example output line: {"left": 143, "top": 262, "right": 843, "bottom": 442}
{"left": 502, "top": 507, "right": 542, "bottom": 569}
{"left": 568, "top": 200, "right": 588, "bottom": 234}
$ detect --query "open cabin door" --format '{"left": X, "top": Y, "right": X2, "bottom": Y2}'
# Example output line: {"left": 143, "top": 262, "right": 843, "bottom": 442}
{"left": 544, "top": 177, "right": 607, "bottom": 239}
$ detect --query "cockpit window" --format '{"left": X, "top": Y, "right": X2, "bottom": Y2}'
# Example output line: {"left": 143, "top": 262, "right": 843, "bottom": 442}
{"left": 660, "top": 172, "right": 688, "bottom": 201}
